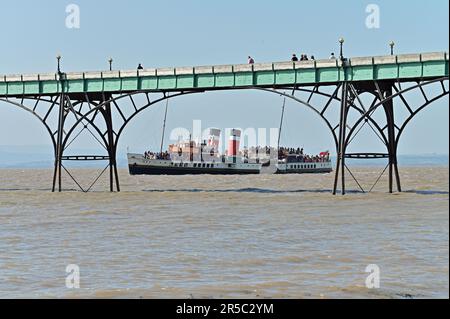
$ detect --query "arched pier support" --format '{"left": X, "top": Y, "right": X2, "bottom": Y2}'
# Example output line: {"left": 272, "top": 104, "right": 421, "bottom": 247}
{"left": 0, "top": 76, "right": 447, "bottom": 193}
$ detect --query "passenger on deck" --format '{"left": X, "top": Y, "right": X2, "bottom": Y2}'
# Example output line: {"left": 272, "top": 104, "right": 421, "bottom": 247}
{"left": 137, "top": 63, "right": 144, "bottom": 70}
{"left": 329, "top": 53, "right": 336, "bottom": 59}
{"left": 291, "top": 54, "right": 299, "bottom": 62}
{"left": 310, "top": 55, "right": 315, "bottom": 61}
{"left": 248, "top": 56, "right": 255, "bottom": 64}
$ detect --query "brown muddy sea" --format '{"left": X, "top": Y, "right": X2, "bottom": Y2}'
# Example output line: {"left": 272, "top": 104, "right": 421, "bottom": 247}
{"left": 0, "top": 167, "right": 448, "bottom": 299}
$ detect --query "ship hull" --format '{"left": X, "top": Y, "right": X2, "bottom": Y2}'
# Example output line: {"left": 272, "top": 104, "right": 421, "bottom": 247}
{"left": 275, "top": 162, "right": 333, "bottom": 174}
{"left": 129, "top": 164, "right": 260, "bottom": 175}
{"left": 127, "top": 154, "right": 261, "bottom": 175}
{"left": 275, "top": 167, "right": 333, "bottom": 174}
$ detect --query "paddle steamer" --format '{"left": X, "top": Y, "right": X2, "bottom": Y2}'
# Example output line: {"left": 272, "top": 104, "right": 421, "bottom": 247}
{"left": 128, "top": 129, "right": 262, "bottom": 175}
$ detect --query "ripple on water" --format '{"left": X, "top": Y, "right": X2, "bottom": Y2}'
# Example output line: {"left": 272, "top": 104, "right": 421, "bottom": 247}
{"left": 0, "top": 167, "right": 448, "bottom": 298}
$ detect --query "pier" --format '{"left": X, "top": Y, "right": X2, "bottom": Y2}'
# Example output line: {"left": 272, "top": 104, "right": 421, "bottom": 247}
{"left": 0, "top": 52, "right": 448, "bottom": 194}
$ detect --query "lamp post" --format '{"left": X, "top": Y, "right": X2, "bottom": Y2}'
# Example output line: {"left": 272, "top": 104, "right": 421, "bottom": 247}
{"left": 339, "top": 37, "right": 345, "bottom": 61}
{"left": 56, "top": 54, "right": 62, "bottom": 74}
{"left": 389, "top": 41, "right": 395, "bottom": 56}
{"left": 108, "top": 57, "right": 113, "bottom": 71}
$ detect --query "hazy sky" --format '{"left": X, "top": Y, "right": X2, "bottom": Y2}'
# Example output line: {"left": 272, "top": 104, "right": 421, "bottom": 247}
{"left": 0, "top": 0, "right": 448, "bottom": 157}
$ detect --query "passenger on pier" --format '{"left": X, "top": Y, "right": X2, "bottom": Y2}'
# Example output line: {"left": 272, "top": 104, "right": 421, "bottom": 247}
{"left": 291, "top": 54, "right": 299, "bottom": 62}
{"left": 248, "top": 56, "right": 255, "bottom": 64}
{"left": 329, "top": 53, "right": 336, "bottom": 59}
{"left": 137, "top": 63, "right": 144, "bottom": 70}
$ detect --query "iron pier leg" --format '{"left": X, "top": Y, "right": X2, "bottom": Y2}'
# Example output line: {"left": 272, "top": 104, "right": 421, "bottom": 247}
{"left": 385, "top": 104, "right": 394, "bottom": 194}
{"left": 383, "top": 86, "right": 401, "bottom": 193}
{"left": 394, "top": 150, "right": 402, "bottom": 192}
{"left": 104, "top": 100, "right": 120, "bottom": 192}
{"left": 53, "top": 93, "right": 66, "bottom": 192}
{"left": 333, "top": 82, "right": 349, "bottom": 195}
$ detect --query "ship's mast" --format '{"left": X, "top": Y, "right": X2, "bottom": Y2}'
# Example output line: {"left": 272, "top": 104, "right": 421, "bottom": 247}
{"left": 160, "top": 98, "right": 169, "bottom": 154}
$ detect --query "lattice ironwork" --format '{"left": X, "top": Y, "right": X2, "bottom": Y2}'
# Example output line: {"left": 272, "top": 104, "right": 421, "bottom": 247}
{"left": 0, "top": 75, "right": 448, "bottom": 194}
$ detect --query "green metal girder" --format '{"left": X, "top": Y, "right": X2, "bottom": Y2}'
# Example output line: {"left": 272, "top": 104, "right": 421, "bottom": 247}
{"left": 0, "top": 53, "right": 448, "bottom": 97}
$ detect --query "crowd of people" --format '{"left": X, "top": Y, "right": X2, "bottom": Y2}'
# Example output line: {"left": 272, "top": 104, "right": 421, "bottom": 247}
{"left": 290, "top": 54, "right": 316, "bottom": 62}
{"left": 278, "top": 147, "right": 330, "bottom": 163}
{"left": 247, "top": 52, "right": 337, "bottom": 65}
{"left": 278, "top": 147, "right": 304, "bottom": 157}
{"left": 244, "top": 146, "right": 330, "bottom": 163}
{"left": 144, "top": 151, "right": 171, "bottom": 160}
{"left": 137, "top": 53, "right": 337, "bottom": 71}
{"left": 143, "top": 146, "right": 329, "bottom": 163}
